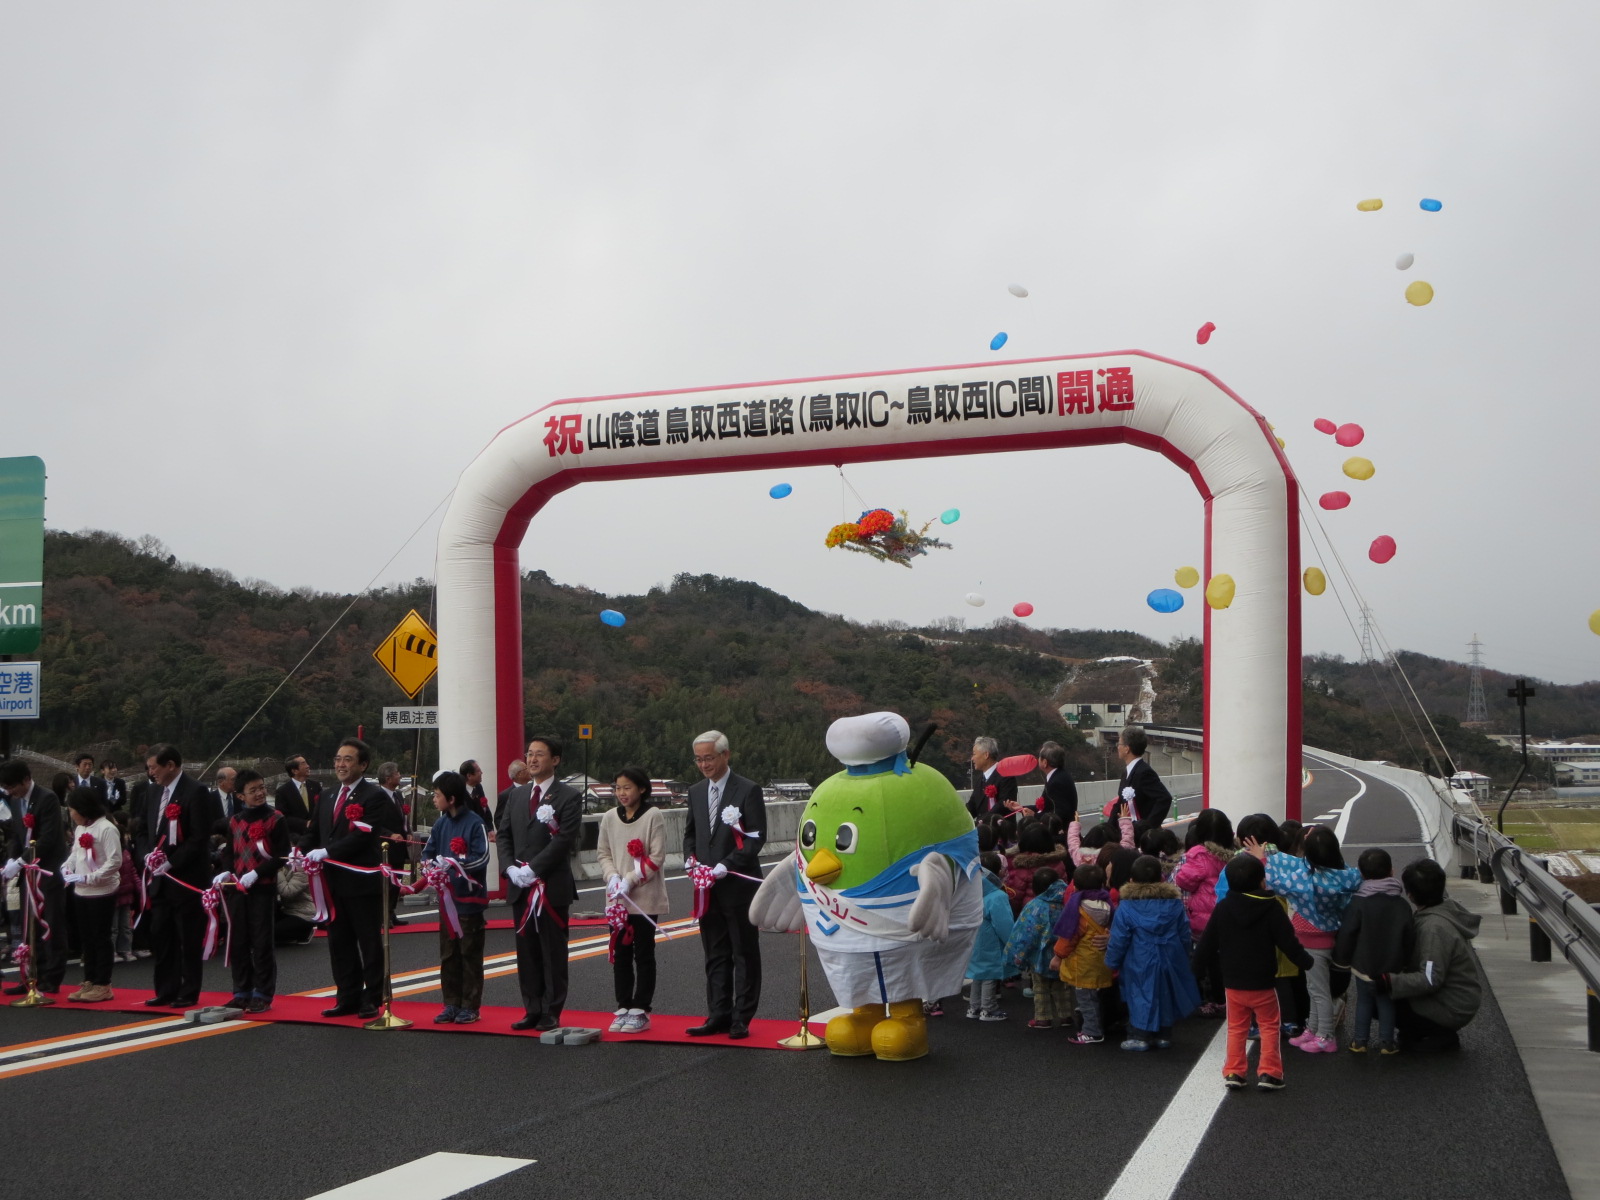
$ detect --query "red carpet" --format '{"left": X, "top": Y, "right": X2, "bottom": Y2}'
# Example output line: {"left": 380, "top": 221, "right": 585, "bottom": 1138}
{"left": 73, "top": 988, "right": 823, "bottom": 1050}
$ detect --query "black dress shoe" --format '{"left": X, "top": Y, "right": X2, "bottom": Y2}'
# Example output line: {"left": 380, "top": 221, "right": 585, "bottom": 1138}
{"left": 728, "top": 1022, "right": 750, "bottom": 1040}
{"left": 321, "top": 1005, "right": 359, "bottom": 1018}
{"left": 534, "top": 1014, "right": 559, "bottom": 1032}
{"left": 358, "top": 1006, "right": 382, "bottom": 1020}
{"left": 143, "top": 996, "right": 179, "bottom": 1007}
{"left": 3, "top": 982, "right": 30, "bottom": 996}
{"left": 172, "top": 997, "right": 199, "bottom": 1009}
{"left": 390, "top": 917, "right": 409, "bottom": 927}
{"left": 686, "top": 1020, "right": 731, "bottom": 1037}
{"left": 511, "top": 1015, "right": 541, "bottom": 1031}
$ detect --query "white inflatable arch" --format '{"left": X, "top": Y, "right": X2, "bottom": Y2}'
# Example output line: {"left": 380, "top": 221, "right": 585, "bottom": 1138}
{"left": 437, "top": 350, "right": 1302, "bottom": 822}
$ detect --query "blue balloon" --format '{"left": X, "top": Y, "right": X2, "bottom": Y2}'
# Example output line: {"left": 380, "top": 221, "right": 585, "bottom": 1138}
{"left": 990, "top": 332, "right": 1008, "bottom": 351}
{"left": 1146, "top": 588, "right": 1185, "bottom": 614}
{"left": 940, "top": 508, "right": 960, "bottom": 525}
{"left": 599, "top": 609, "right": 627, "bottom": 627}
{"left": 769, "top": 482, "right": 792, "bottom": 499}
{"left": 1419, "top": 198, "right": 1442, "bottom": 212}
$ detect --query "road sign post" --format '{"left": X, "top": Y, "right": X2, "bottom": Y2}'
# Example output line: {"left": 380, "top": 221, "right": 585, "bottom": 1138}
{"left": 577, "top": 723, "right": 593, "bottom": 810}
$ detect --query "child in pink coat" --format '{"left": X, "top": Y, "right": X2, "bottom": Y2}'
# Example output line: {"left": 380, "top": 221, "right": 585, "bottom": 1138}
{"left": 1172, "top": 808, "right": 1236, "bottom": 1017}
{"left": 1067, "top": 803, "right": 1136, "bottom": 867}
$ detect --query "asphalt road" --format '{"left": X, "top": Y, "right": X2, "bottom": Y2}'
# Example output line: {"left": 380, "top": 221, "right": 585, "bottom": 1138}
{"left": 0, "top": 760, "right": 1572, "bottom": 1200}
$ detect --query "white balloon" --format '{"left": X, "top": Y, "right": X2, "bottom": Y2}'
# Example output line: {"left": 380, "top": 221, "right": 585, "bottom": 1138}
{"left": 965, "top": 592, "right": 986, "bottom": 607}
{"left": 1395, "top": 253, "right": 1414, "bottom": 271}
{"left": 1007, "top": 283, "right": 1029, "bottom": 298}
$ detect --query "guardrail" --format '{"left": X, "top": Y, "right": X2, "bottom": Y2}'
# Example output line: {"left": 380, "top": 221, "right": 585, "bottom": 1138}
{"left": 1452, "top": 810, "right": 1600, "bottom": 1052}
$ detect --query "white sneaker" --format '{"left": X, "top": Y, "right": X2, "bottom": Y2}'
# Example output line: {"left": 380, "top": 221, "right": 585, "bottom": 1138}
{"left": 607, "top": 1008, "right": 629, "bottom": 1033}
{"left": 979, "top": 1009, "right": 1009, "bottom": 1022}
{"left": 625, "top": 1009, "right": 650, "bottom": 1032}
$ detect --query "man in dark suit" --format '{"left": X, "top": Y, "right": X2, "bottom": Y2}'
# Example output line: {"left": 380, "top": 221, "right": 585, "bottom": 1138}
{"left": 137, "top": 744, "right": 217, "bottom": 1007}
{"left": 967, "top": 736, "right": 1016, "bottom": 821}
{"left": 1117, "top": 726, "right": 1173, "bottom": 836}
{"left": 496, "top": 736, "right": 582, "bottom": 1032}
{"left": 70, "top": 753, "right": 107, "bottom": 801}
{"left": 1037, "top": 743, "right": 1079, "bottom": 822}
{"left": 682, "top": 730, "right": 766, "bottom": 1039}
{"left": 299, "top": 738, "right": 398, "bottom": 1019}
{"left": 459, "top": 759, "right": 490, "bottom": 822}
{"left": 211, "top": 766, "right": 240, "bottom": 821}
{"left": 100, "top": 760, "right": 128, "bottom": 812}
{"left": 274, "top": 755, "right": 319, "bottom": 835}
{"left": 493, "top": 760, "right": 530, "bottom": 827}
{"left": 1, "top": 760, "right": 68, "bottom": 995}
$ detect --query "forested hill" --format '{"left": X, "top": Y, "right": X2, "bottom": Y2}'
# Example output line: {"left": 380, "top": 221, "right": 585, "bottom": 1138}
{"left": 28, "top": 530, "right": 1159, "bottom": 784}
{"left": 27, "top": 530, "right": 1590, "bottom": 787}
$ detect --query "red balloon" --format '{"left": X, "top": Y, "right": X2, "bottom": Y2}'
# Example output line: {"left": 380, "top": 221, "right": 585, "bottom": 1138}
{"left": 996, "top": 754, "right": 1038, "bottom": 778}
{"left": 1369, "top": 535, "right": 1397, "bottom": 564}
{"left": 1319, "top": 491, "right": 1351, "bottom": 510}
{"left": 1313, "top": 418, "right": 1337, "bottom": 435}
{"left": 1196, "top": 321, "right": 1216, "bottom": 345}
{"left": 1335, "top": 422, "right": 1365, "bottom": 447}
{"left": 1012, "top": 602, "right": 1035, "bottom": 618}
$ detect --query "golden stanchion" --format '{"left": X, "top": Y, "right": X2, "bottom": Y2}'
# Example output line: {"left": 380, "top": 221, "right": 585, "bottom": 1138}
{"left": 777, "top": 923, "right": 825, "bottom": 1049}
{"left": 364, "top": 870, "right": 411, "bottom": 1030}
{"left": 11, "top": 849, "right": 53, "bottom": 1009}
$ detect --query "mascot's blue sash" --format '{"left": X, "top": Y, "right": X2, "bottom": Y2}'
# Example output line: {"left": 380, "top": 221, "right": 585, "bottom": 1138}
{"left": 796, "top": 830, "right": 980, "bottom": 941}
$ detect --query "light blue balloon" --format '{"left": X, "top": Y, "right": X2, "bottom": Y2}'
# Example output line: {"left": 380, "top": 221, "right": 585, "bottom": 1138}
{"left": 940, "top": 508, "right": 961, "bottom": 525}
{"left": 990, "top": 332, "right": 1008, "bottom": 351}
{"left": 599, "top": 609, "right": 627, "bottom": 627}
{"left": 769, "top": 482, "right": 792, "bottom": 499}
{"left": 1146, "top": 588, "right": 1185, "bottom": 614}
{"left": 1419, "top": 198, "right": 1442, "bottom": 212}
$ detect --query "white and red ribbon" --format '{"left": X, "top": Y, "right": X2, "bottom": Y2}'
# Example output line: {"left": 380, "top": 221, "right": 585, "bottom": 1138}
{"left": 201, "top": 883, "right": 234, "bottom": 964}
{"left": 19, "top": 861, "right": 53, "bottom": 944}
{"left": 686, "top": 856, "right": 716, "bottom": 919}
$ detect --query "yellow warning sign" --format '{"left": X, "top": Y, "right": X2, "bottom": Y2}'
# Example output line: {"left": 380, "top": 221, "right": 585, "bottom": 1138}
{"left": 373, "top": 609, "right": 438, "bottom": 698}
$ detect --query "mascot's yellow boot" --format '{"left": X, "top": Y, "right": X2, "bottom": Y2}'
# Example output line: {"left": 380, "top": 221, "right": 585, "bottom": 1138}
{"left": 871, "top": 1000, "right": 929, "bottom": 1062}
{"left": 825, "top": 1005, "right": 884, "bottom": 1056}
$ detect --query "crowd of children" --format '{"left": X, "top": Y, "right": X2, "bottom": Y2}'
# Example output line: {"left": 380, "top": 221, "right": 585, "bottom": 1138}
{"left": 982, "top": 803, "right": 1481, "bottom": 1092}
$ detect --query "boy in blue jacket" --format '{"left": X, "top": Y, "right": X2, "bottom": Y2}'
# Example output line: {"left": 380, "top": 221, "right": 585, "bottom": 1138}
{"left": 1106, "top": 854, "right": 1201, "bottom": 1050}
{"left": 1005, "top": 868, "right": 1073, "bottom": 1029}
{"left": 966, "top": 852, "right": 1016, "bottom": 1021}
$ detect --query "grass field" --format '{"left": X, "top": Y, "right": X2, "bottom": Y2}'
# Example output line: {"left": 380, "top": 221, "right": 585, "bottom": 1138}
{"left": 1499, "top": 806, "right": 1600, "bottom": 852}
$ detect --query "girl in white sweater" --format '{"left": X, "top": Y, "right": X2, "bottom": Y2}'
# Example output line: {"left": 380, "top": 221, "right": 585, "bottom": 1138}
{"left": 596, "top": 767, "right": 670, "bottom": 1033}
{"left": 59, "top": 788, "right": 123, "bottom": 1002}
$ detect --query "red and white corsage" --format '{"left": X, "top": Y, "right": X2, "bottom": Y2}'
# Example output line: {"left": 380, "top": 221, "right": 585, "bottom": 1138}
{"left": 344, "top": 803, "right": 371, "bottom": 832}
{"left": 536, "top": 803, "right": 559, "bottom": 836}
{"left": 77, "top": 831, "right": 95, "bottom": 869}
{"left": 165, "top": 801, "right": 183, "bottom": 844}
{"left": 720, "top": 805, "right": 759, "bottom": 850}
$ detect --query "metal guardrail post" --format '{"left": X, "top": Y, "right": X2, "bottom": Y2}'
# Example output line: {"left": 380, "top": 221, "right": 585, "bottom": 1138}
{"left": 1590, "top": 991, "right": 1600, "bottom": 1054}
{"left": 1531, "top": 919, "right": 1552, "bottom": 963}
{"left": 1500, "top": 884, "right": 1518, "bottom": 916}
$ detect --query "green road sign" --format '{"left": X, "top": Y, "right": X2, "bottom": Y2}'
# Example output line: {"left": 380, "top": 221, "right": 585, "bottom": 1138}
{"left": 0, "top": 457, "right": 45, "bottom": 655}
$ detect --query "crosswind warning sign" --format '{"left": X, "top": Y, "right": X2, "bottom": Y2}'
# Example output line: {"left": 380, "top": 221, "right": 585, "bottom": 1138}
{"left": 373, "top": 609, "right": 438, "bottom": 698}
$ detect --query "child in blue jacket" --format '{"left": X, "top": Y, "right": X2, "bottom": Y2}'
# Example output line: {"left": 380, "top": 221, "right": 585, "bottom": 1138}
{"left": 966, "top": 852, "right": 1016, "bottom": 1021}
{"left": 1105, "top": 854, "right": 1202, "bottom": 1050}
{"left": 1004, "top": 869, "right": 1073, "bottom": 1029}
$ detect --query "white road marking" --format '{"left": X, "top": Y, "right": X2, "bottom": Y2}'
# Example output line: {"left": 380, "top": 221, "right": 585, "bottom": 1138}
{"left": 0, "top": 1018, "right": 256, "bottom": 1078}
{"left": 305, "top": 1151, "right": 533, "bottom": 1199}
{"left": 1103, "top": 1024, "right": 1229, "bottom": 1200}
{"left": 1304, "top": 754, "right": 1366, "bottom": 842}
{"left": 0, "top": 1016, "right": 187, "bottom": 1063}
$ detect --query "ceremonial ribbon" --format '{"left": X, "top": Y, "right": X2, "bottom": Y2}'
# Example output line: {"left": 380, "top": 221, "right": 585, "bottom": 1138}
{"left": 685, "top": 857, "right": 716, "bottom": 919}
{"left": 606, "top": 899, "right": 631, "bottom": 962}
{"left": 513, "top": 868, "right": 567, "bottom": 936}
{"left": 135, "top": 841, "right": 169, "bottom": 925}
{"left": 200, "top": 883, "right": 234, "bottom": 964}
{"left": 19, "top": 861, "right": 53, "bottom": 944}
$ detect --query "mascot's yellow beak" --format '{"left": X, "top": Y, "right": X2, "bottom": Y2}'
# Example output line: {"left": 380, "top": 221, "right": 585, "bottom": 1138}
{"left": 806, "top": 847, "right": 844, "bottom": 886}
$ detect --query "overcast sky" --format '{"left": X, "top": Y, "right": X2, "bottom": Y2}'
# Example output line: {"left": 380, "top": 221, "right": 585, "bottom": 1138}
{"left": 5, "top": 3, "right": 1597, "bottom": 686}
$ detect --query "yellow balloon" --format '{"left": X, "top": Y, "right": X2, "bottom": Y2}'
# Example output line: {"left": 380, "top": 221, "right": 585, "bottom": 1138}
{"left": 1205, "top": 574, "right": 1236, "bottom": 610}
{"left": 1343, "top": 456, "right": 1375, "bottom": 481}
{"left": 1405, "top": 280, "right": 1434, "bottom": 306}
{"left": 1174, "top": 566, "right": 1200, "bottom": 589}
{"left": 1589, "top": 609, "right": 1600, "bottom": 636}
{"left": 1276, "top": 436, "right": 1287, "bottom": 450}
{"left": 1356, "top": 198, "right": 1384, "bottom": 212}
{"left": 1304, "top": 567, "right": 1326, "bottom": 596}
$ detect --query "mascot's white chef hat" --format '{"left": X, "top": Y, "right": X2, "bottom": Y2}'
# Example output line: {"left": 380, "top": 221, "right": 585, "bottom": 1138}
{"left": 826, "top": 712, "right": 911, "bottom": 766}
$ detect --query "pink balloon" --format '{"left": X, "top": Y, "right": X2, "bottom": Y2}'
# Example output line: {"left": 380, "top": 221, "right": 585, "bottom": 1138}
{"left": 1369, "top": 535, "right": 1397, "bottom": 564}
{"left": 1335, "top": 423, "right": 1365, "bottom": 447}
{"left": 1319, "top": 491, "right": 1351, "bottom": 510}
{"left": 1313, "top": 418, "right": 1337, "bottom": 435}
{"left": 996, "top": 754, "right": 1038, "bottom": 778}
{"left": 1196, "top": 321, "right": 1216, "bottom": 345}
{"left": 1012, "top": 602, "right": 1035, "bottom": 618}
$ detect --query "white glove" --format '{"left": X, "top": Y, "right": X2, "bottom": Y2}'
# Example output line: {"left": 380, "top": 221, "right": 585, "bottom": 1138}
{"left": 239, "top": 870, "right": 258, "bottom": 890}
{"left": 617, "top": 876, "right": 633, "bottom": 896}
{"left": 711, "top": 863, "right": 728, "bottom": 880}
{"left": 1121, "top": 787, "right": 1136, "bottom": 803}
{"left": 506, "top": 864, "right": 536, "bottom": 888}
{"left": 213, "top": 872, "right": 232, "bottom": 887}
{"left": 606, "top": 873, "right": 622, "bottom": 895}
{"left": 150, "top": 859, "right": 171, "bottom": 876}
{"left": 2, "top": 858, "right": 20, "bottom": 881}
{"left": 307, "top": 848, "right": 329, "bottom": 863}
{"left": 61, "top": 872, "right": 85, "bottom": 885}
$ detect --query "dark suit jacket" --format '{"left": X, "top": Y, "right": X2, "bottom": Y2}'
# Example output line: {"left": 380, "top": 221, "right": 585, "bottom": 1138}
{"left": 274, "top": 779, "right": 318, "bottom": 834}
{"left": 6, "top": 784, "right": 65, "bottom": 869}
{"left": 69, "top": 775, "right": 108, "bottom": 802}
{"left": 1123, "top": 759, "right": 1173, "bottom": 829}
{"left": 967, "top": 767, "right": 1017, "bottom": 820}
{"left": 137, "top": 772, "right": 219, "bottom": 891}
{"left": 682, "top": 773, "right": 765, "bottom": 878}
{"left": 466, "top": 782, "right": 490, "bottom": 822}
{"left": 102, "top": 777, "right": 128, "bottom": 811}
{"left": 493, "top": 783, "right": 519, "bottom": 828}
{"left": 297, "top": 779, "right": 398, "bottom": 898}
{"left": 1040, "top": 769, "right": 1079, "bottom": 822}
{"left": 495, "top": 777, "right": 582, "bottom": 908}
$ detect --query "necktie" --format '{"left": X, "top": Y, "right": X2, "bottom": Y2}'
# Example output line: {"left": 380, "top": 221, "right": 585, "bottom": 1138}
{"left": 299, "top": 781, "right": 309, "bottom": 810}
{"left": 333, "top": 785, "right": 350, "bottom": 822}
{"left": 527, "top": 783, "right": 543, "bottom": 821}
{"left": 708, "top": 784, "right": 721, "bottom": 831}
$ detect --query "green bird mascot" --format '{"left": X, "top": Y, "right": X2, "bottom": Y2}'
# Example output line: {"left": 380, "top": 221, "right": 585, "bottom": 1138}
{"left": 751, "top": 712, "right": 980, "bottom": 1061}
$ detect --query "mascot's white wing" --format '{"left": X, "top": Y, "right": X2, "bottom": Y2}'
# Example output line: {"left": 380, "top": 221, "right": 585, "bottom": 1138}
{"left": 906, "top": 852, "right": 956, "bottom": 942}
{"left": 750, "top": 860, "right": 804, "bottom": 932}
